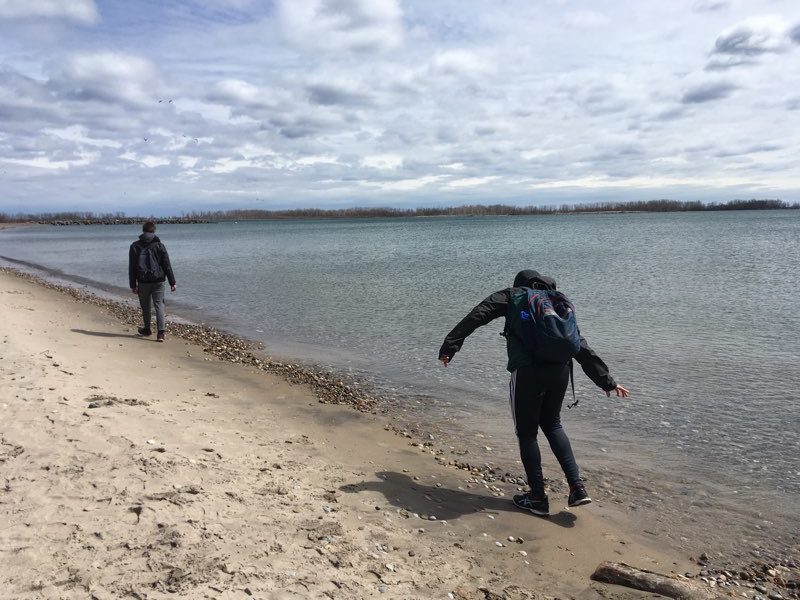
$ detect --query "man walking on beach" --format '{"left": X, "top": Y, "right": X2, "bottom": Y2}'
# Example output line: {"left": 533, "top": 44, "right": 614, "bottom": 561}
{"left": 129, "top": 221, "right": 176, "bottom": 342}
{"left": 438, "top": 269, "right": 628, "bottom": 516}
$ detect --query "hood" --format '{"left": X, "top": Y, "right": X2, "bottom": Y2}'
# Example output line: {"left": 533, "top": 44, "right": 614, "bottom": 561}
{"left": 138, "top": 233, "right": 160, "bottom": 244}
{"left": 513, "top": 269, "right": 556, "bottom": 290}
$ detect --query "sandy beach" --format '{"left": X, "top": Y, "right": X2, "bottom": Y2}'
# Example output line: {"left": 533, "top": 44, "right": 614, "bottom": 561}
{"left": 2, "top": 268, "right": 797, "bottom": 600}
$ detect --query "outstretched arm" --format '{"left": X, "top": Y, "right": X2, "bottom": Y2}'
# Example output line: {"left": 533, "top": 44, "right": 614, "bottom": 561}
{"left": 575, "top": 336, "right": 629, "bottom": 397}
{"left": 439, "top": 289, "right": 510, "bottom": 365}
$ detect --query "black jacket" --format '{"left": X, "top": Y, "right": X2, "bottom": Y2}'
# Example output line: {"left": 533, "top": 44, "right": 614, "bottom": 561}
{"left": 128, "top": 233, "right": 176, "bottom": 288}
{"left": 439, "top": 274, "right": 617, "bottom": 392}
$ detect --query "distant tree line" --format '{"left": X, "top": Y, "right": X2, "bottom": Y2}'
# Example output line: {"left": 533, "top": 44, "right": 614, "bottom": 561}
{"left": 0, "top": 211, "right": 209, "bottom": 225}
{"left": 1, "top": 198, "right": 797, "bottom": 224}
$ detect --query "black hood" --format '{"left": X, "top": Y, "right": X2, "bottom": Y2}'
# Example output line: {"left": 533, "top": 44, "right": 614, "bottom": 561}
{"left": 138, "top": 233, "right": 160, "bottom": 244}
{"left": 513, "top": 269, "right": 556, "bottom": 290}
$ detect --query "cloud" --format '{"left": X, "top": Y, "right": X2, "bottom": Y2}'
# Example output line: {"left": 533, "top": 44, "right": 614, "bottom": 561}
{"left": 360, "top": 154, "right": 402, "bottom": 169}
{"left": 0, "top": 0, "right": 98, "bottom": 24}
{"left": 307, "top": 82, "right": 374, "bottom": 107}
{"left": 43, "top": 125, "right": 121, "bottom": 148}
{"left": 49, "top": 52, "right": 160, "bottom": 107}
{"left": 692, "top": 0, "right": 730, "bottom": 12}
{"left": 208, "top": 79, "right": 278, "bottom": 109}
{"left": 278, "top": 0, "right": 403, "bottom": 53}
{"left": 447, "top": 175, "right": 500, "bottom": 188}
{"left": 711, "top": 16, "right": 794, "bottom": 57}
{"left": 563, "top": 10, "right": 610, "bottom": 29}
{"left": 681, "top": 81, "right": 738, "bottom": 104}
{"left": 791, "top": 24, "right": 800, "bottom": 45}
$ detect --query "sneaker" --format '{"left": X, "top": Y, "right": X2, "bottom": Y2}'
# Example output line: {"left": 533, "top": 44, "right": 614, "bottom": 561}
{"left": 137, "top": 327, "right": 152, "bottom": 336}
{"left": 157, "top": 330, "right": 165, "bottom": 342}
{"left": 513, "top": 492, "right": 549, "bottom": 516}
{"left": 568, "top": 482, "right": 592, "bottom": 507}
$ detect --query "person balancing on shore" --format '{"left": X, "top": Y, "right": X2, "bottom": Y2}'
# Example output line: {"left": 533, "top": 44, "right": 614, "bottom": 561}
{"left": 129, "top": 221, "right": 176, "bottom": 342}
{"left": 438, "top": 269, "right": 629, "bottom": 516}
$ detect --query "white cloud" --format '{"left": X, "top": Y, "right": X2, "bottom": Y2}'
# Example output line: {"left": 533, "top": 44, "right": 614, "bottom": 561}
{"left": 1, "top": 152, "right": 97, "bottom": 170}
{"left": 429, "top": 49, "right": 491, "bottom": 77}
{"left": 277, "top": 0, "right": 403, "bottom": 52}
{"left": 447, "top": 176, "right": 500, "bottom": 188}
{"left": 563, "top": 10, "right": 610, "bottom": 29}
{"left": 43, "top": 125, "right": 121, "bottom": 148}
{"left": 368, "top": 175, "right": 443, "bottom": 191}
{"left": 361, "top": 154, "right": 403, "bottom": 169}
{"left": 120, "top": 152, "right": 171, "bottom": 168}
{"left": 0, "top": 0, "right": 98, "bottom": 24}
{"left": 51, "top": 52, "right": 160, "bottom": 107}
{"left": 708, "top": 15, "right": 797, "bottom": 69}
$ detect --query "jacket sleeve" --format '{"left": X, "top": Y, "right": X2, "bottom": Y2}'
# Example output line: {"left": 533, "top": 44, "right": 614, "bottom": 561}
{"left": 159, "top": 244, "right": 176, "bottom": 286}
{"left": 575, "top": 336, "right": 617, "bottom": 391}
{"left": 439, "top": 289, "right": 510, "bottom": 360}
{"left": 128, "top": 244, "right": 138, "bottom": 289}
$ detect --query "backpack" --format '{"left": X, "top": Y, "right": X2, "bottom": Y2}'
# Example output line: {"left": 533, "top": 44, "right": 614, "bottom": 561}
{"left": 507, "top": 288, "right": 581, "bottom": 363}
{"left": 136, "top": 244, "right": 164, "bottom": 282}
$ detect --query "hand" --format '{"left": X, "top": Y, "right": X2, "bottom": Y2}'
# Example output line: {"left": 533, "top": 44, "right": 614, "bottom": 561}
{"left": 439, "top": 355, "right": 450, "bottom": 367}
{"left": 131, "top": 288, "right": 138, "bottom": 294}
{"left": 606, "top": 384, "right": 630, "bottom": 398}
{"left": 171, "top": 284, "right": 177, "bottom": 292}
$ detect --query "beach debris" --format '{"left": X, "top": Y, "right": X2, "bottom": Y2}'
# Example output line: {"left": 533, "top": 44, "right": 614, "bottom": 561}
{"left": 592, "top": 562, "right": 721, "bottom": 599}
{"left": 0, "top": 438, "right": 24, "bottom": 463}
{"left": 128, "top": 505, "right": 144, "bottom": 523}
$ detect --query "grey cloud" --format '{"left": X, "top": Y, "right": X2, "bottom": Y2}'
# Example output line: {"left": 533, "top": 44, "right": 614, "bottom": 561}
{"left": 473, "top": 125, "right": 495, "bottom": 136}
{"left": 791, "top": 24, "right": 800, "bottom": 45}
{"left": 307, "top": 83, "right": 374, "bottom": 107}
{"left": 320, "top": 0, "right": 398, "bottom": 31}
{"left": 713, "top": 143, "right": 782, "bottom": 158}
{"left": 712, "top": 21, "right": 791, "bottom": 57}
{"left": 785, "top": 97, "right": 800, "bottom": 111}
{"left": 704, "top": 55, "right": 756, "bottom": 71}
{"left": 681, "top": 81, "right": 737, "bottom": 104}
{"left": 47, "top": 52, "right": 161, "bottom": 108}
{"left": 692, "top": 0, "right": 729, "bottom": 12}
{"left": 656, "top": 106, "right": 687, "bottom": 121}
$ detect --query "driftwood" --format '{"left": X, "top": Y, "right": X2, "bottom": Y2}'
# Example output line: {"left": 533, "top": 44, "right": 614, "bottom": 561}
{"left": 591, "top": 562, "right": 720, "bottom": 600}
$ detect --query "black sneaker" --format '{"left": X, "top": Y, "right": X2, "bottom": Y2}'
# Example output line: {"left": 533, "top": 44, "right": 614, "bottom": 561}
{"left": 568, "top": 482, "right": 592, "bottom": 507}
{"left": 513, "top": 492, "right": 549, "bottom": 516}
{"left": 137, "top": 327, "right": 152, "bottom": 336}
{"left": 157, "top": 330, "right": 165, "bottom": 342}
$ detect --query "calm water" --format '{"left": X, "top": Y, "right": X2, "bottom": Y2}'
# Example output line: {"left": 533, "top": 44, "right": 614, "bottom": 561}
{"left": 2, "top": 212, "right": 799, "bottom": 503}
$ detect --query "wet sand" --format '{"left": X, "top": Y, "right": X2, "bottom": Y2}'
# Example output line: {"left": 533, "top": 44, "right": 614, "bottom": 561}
{"left": 1, "top": 268, "right": 797, "bottom": 599}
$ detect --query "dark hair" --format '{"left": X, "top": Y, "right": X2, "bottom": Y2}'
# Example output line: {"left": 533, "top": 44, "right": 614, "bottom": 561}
{"left": 142, "top": 221, "right": 156, "bottom": 233}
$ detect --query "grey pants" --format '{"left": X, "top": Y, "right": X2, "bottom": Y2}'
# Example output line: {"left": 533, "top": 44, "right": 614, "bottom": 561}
{"left": 137, "top": 281, "right": 165, "bottom": 332}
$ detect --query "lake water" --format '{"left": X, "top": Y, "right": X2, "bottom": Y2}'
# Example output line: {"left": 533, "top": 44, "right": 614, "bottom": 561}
{"left": 2, "top": 212, "right": 799, "bottom": 532}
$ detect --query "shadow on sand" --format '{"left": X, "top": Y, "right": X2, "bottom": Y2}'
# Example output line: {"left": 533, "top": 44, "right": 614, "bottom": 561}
{"left": 71, "top": 328, "right": 143, "bottom": 340}
{"left": 340, "top": 471, "right": 576, "bottom": 528}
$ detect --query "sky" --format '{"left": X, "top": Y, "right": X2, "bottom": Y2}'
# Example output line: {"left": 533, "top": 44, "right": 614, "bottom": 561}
{"left": 0, "top": 0, "right": 799, "bottom": 214}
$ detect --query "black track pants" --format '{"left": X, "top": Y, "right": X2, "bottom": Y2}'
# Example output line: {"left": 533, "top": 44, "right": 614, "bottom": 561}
{"left": 509, "top": 362, "right": 580, "bottom": 496}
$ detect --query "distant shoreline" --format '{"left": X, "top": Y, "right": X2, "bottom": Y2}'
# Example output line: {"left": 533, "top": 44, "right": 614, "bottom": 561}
{"left": 2, "top": 198, "right": 798, "bottom": 226}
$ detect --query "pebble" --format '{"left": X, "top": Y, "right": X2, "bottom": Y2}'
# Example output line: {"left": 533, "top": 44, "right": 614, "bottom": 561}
{"left": 518, "top": 550, "right": 527, "bottom": 557}
{"left": 495, "top": 542, "right": 504, "bottom": 547}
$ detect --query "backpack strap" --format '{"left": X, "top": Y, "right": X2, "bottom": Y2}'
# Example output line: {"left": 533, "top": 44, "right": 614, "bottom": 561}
{"left": 567, "top": 360, "right": 578, "bottom": 409}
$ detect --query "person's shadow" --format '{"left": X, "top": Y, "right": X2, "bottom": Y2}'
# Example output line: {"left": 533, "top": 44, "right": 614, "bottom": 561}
{"left": 71, "top": 329, "right": 141, "bottom": 339}
{"left": 340, "top": 471, "right": 576, "bottom": 528}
